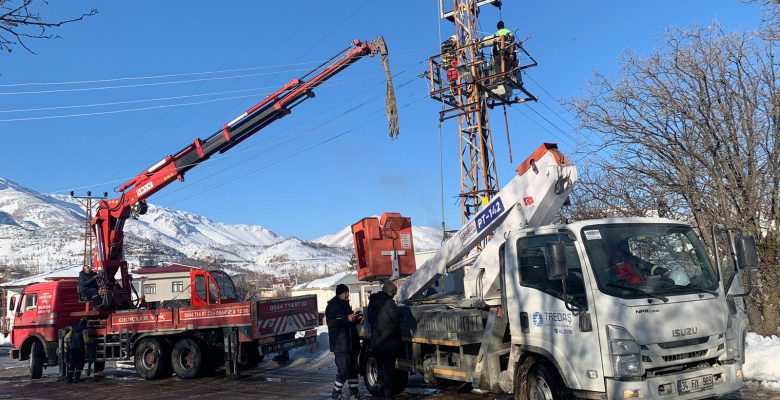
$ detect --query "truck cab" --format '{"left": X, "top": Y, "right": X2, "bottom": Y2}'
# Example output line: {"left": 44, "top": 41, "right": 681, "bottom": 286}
{"left": 189, "top": 269, "right": 238, "bottom": 307}
{"left": 10, "top": 278, "right": 83, "bottom": 378}
{"left": 501, "top": 218, "right": 751, "bottom": 399}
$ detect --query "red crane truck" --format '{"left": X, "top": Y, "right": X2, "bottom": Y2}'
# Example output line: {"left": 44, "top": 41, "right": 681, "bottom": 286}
{"left": 8, "top": 36, "right": 397, "bottom": 380}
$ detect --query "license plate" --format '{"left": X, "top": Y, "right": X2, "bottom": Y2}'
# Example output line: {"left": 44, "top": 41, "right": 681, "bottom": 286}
{"left": 677, "top": 374, "right": 714, "bottom": 394}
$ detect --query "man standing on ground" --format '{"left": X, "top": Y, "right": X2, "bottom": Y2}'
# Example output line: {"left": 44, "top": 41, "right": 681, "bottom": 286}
{"left": 366, "top": 281, "right": 404, "bottom": 400}
{"left": 326, "top": 284, "right": 362, "bottom": 400}
{"left": 64, "top": 319, "right": 89, "bottom": 383}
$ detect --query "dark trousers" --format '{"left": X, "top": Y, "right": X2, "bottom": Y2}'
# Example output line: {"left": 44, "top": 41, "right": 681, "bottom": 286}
{"left": 333, "top": 351, "right": 358, "bottom": 395}
{"left": 66, "top": 347, "right": 85, "bottom": 382}
{"left": 375, "top": 349, "right": 398, "bottom": 399}
{"left": 82, "top": 287, "right": 100, "bottom": 305}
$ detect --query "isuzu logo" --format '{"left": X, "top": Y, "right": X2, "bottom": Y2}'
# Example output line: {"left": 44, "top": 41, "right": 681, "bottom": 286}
{"left": 672, "top": 326, "right": 699, "bottom": 338}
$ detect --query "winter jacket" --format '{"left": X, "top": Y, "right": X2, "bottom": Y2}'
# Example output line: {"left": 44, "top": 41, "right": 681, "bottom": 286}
{"left": 78, "top": 270, "right": 98, "bottom": 294}
{"left": 613, "top": 262, "right": 644, "bottom": 285}
{"left": 366, "top": 292, "right": 403, "bottom": 352}
{"left": 325, "top": 296, "right": 359, "bottom": 353}
{"left": 65, "top": 323, "right": 89, "bottom": 350}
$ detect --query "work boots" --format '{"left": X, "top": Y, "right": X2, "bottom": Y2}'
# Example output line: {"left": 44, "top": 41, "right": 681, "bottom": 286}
{"left": 73, "top": 371, "right": 82, "bottom": 384}
{"left": 330, "top": 388, "right": 342, "bottom": 399}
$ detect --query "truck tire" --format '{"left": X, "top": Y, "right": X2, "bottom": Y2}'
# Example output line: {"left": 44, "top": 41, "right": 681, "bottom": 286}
{"left": 29, "top": 340, "right": 44, "bottom": 379}
{"left": 171, "top": 337, "right": 203, "bottom": 379}
{"left": 134, "top": 338, "right": 172, "bottom": 380}
{"left": 362, "top": 348, "right": 408, "bottom": 396}
{"left": 514, "top": 356, "right": 569, "bottom": 400}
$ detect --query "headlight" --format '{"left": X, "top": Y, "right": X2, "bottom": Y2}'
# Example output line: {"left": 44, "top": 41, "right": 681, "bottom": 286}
{"left": 607, "top": 325, "right": 642, "bottom": 378}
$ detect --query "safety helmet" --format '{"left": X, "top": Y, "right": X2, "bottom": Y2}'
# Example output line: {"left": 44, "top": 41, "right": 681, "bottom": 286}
{"left": 669, "top": 267, "right": 690, "bottom": 286}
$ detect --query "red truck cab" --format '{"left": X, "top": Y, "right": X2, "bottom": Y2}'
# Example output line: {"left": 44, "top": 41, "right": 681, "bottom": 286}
{"left": 10, "top": 278, "right": 83, "bottom": 378}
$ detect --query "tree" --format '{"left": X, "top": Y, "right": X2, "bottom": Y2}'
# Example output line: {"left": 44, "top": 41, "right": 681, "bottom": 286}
{"left": 750, "top": 0, "right": 780, "bottom": 41}
{"left": 0, "top": 0, "right": 97, "bottom": 54}
{"left": 570, "top": 26, "right": 780, "bottom": 335}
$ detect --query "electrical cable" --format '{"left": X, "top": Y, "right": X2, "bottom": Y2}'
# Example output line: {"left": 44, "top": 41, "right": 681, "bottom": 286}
{"left": 39, "top": 65, "right": 424, "bottom": 197}
{"left": 0, "top": 74, "right": 385, "bottom": 123}
{"left": 153, "top": 75, "right": 423, "bottom": 202}
{"left": 163, "top": 92, "right": 430, "bottom": 207}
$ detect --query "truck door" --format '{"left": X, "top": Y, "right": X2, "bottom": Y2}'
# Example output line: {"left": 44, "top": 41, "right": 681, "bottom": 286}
{"left": 12, "top": 290, "right": 39, "bottom": 342}
{"left": 713, "top": 229, "right": 748, "bottom": 363}
{"left": 190, "top": 271, "right": 221, "bottom": 307}
{"left": 511, "top": 233, "right": 604, "bottom": 393}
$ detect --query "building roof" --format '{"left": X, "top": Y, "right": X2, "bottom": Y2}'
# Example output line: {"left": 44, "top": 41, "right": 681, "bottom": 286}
{"left": 292, "top": 271, "right": 364, "bottom": 290}
{"left": 0, "top": 265, "right": 82, "bottom": 288}
{"left": 131, "top": 263, "right": 199, "bottom": 275}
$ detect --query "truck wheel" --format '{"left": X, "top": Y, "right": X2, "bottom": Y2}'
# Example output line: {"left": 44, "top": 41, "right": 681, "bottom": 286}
{"left": 514, "top": 357, "right": 569, "bottom": 400}
{"left": 29, "top": 340, "right": 44, "bottom": 379}
{"left": 134, "top": 338, "right": 172, "bottom": 380}
{"left": 171, "top": 337, "right": 203, "bottom": 379}
{"left": 362, "top": 349, "right": 408, "bottom": 396}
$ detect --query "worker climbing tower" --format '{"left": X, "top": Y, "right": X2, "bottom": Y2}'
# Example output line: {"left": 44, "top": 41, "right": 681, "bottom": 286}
{"left": 429, "top": 0, "right": 537, "bottom": 223}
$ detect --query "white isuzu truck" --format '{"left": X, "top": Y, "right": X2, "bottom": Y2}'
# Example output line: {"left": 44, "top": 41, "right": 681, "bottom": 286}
{"left": 354, "top": 143, "right": 758, "bottom": 400}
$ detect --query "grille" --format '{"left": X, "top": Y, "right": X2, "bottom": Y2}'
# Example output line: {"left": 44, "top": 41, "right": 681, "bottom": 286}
{"left": 417, "top": 313, "right": 483, "bottom": 332}
{"left": 662, "top": 350, "right": 707, "bottom": 362}
{"left": 658, "top": 336, "right": 709, "bottom": 349}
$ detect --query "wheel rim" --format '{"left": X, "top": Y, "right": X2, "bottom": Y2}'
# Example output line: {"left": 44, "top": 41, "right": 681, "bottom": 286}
{"left": 531, "top": 375, "right": 554, "bottom": 400}
{"left": 366, "top": 357, "right": 379, "bottom": 388}
{"left": 180, "top": 347, "right": 196, "bottom": 370}
{"left": 143, "top": 348, "right": 157, "bottom": 368}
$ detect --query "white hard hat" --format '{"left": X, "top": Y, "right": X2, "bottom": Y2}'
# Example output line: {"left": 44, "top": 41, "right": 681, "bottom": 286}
{"left": 669, "top": 267, "right": 690, "bottom": 286}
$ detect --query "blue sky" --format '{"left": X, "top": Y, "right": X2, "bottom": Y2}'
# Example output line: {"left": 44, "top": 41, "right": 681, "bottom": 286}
{"left": 0, "top": 1, "right": 765, "bottom": 240}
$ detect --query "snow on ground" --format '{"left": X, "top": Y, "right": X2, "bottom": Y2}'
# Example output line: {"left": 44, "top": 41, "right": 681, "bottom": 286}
{"left": 0, "top": 333, "right": 9, "bottom": 346}
{"left": 287, "top": 325, "right": 332, "bottom": 370}
{"left": 744, "top": 332, "right": 780, "bottom": 390}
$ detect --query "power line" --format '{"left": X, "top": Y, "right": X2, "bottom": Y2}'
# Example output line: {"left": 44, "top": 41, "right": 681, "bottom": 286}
{"left": 522, "top": 0, "right": 599, "bottom": 41}
{"left": 40, "top": 67, "right": 424, "bottom": 197}
{"left": 0, "top": 47, "right": 433, "bottom": 93}
{"left": 0, "top": 74, "right": 385, "bottom": 123}
{"left": 153, "top": 75, "right": 423, "bottom": 202}
{"left": 164, "top": 92, "right": 430, "bottom": 207}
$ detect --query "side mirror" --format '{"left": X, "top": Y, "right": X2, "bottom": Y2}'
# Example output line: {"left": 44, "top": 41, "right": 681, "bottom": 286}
{"left": 546, "top": 242, "right": 567, "bottom": 280}
{"left": 735, "top": 235, "right": 759, "bottom": 270}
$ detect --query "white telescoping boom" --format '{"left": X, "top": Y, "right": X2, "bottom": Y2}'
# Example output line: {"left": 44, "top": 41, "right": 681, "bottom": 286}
{"left": 398, "top": 143, "right": 577, "bottom": 302}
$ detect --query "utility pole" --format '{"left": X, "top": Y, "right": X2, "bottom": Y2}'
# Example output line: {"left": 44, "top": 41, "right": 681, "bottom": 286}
{"left": 70, "top": 191, "right": 108, "bottom": 271}
{"left": 429, "top": 0, "right": 537, "bottom": 224}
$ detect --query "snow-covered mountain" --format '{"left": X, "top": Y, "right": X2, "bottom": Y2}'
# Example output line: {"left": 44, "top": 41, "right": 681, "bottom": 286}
{"left": 0, "top": 178, "right": 442, "bottom": 278}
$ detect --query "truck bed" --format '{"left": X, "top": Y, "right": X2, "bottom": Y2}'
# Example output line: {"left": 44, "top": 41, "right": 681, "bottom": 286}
{"left": 105, "top": 295, "right": 318, "bottom": 339}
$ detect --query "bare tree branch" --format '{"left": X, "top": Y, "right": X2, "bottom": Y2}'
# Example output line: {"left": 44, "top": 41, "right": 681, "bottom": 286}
{"left": 0, "top": 0, "right": 97, "bottom": 54}
{"left": 568, "top": 25, "right": 780, "bottom": 335}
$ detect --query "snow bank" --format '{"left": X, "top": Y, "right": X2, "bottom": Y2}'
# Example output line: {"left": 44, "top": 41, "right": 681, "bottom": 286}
{"left": 0, "top": 332, "right": 9, "bottom": 346}
{"left": 743, "top": 332, "right": 780, "bottom": 390}
{"left": 286, "top": 325, "right": 333, "bottom": 370}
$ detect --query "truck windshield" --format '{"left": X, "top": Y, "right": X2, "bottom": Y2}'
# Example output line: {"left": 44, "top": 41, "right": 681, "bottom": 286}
{"left": 211, "top": 271, "right": 237, "bottom": 301}
{"left": 581, "top": 224, "right": 718, "bottom": 299}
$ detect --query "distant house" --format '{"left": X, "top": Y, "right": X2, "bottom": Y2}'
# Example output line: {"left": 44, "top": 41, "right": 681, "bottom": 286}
{"left": 131, "top": 263, "right": 200, "bottom": 309}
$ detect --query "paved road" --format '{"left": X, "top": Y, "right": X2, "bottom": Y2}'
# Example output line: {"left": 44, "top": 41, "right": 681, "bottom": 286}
{"left": 1, "top": 347, "right": 778, "bottom": 399}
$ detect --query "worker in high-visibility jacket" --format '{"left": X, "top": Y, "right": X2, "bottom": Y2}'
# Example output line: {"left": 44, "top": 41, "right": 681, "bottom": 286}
{"left": 493, "top": 20, "right": 516, "bottom": 74}
{"left": 64, "top": 319, "right": 90, "bottom": 383}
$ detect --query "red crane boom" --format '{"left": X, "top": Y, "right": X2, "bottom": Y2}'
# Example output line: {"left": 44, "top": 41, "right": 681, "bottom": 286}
{"left": 91, "top": 37, "right": 396, "bottom": 309}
